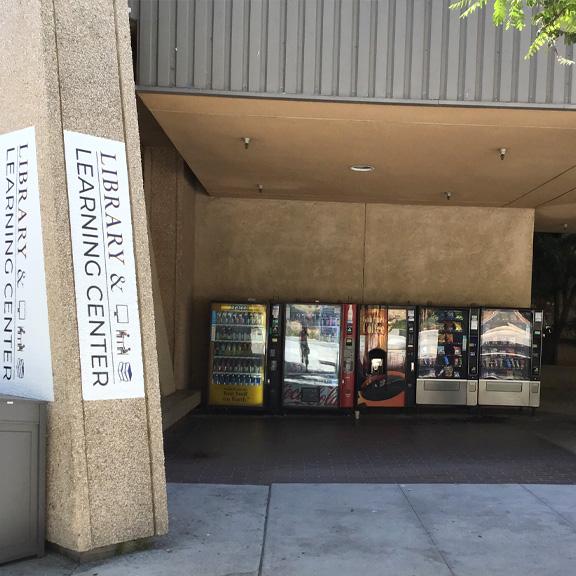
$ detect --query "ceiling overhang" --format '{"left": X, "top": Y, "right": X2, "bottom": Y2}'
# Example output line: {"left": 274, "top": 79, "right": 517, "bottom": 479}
{"left": 139, "top": 92, "right": 576, "bottom": 233}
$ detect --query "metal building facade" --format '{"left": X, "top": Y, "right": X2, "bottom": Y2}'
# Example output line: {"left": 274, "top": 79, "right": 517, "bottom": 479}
{"left": 131, "top": 0, "right": 576, "bottom": 108}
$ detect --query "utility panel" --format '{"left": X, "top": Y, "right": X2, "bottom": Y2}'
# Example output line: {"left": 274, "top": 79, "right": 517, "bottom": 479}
{"left": 0, "top": 396, "right": 46, "bottom": 565}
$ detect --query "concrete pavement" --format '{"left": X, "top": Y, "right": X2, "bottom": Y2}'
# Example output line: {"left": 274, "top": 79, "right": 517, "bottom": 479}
{"left": 2, "top": 482, "right": 576, "bottom": 576}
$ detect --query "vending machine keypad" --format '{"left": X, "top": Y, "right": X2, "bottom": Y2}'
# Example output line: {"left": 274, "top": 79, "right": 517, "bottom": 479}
{"left": 468, "top": 309, "right": 480, "bottom": 377}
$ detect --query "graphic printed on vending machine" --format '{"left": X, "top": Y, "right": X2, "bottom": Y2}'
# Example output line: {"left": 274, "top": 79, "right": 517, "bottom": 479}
{"left": 356, "top": 306, "right": 416, "bottom": 409}
{"left": 207, "top": 302, "right": 268, "bottom": 408}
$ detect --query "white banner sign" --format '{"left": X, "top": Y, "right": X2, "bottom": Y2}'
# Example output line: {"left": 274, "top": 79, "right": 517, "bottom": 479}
{"left": 0, "top": 127, "right": 53, "bottom": 400}
{"left": 64, "top": 131, "right": 144, "bottom": 400}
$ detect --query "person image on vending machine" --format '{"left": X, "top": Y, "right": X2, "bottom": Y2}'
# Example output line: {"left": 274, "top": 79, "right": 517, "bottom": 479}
{"left": 300, "top": 323, "right": 310, "bottom": 371}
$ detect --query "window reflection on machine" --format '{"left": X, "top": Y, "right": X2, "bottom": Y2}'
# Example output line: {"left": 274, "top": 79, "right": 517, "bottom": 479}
{"left": 417, "top": 308, "right": 468, "bottom": 380}
{"left": 480, "top": 309, "right": 531, "bottom": 380}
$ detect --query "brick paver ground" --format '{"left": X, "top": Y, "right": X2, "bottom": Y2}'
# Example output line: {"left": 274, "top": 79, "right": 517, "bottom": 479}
{"left": 164, "top": 410, "right": 576, "bottom": 484}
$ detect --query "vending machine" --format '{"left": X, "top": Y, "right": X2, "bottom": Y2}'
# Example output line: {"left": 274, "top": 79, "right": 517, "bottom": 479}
{"left": 416, "top": 307, "right": 479, "bottom": 406}
{"left": 281, "top": 303, "right": 356, "bottom": 409}
{"left": 207, "top": 302, "right": 268, "bottom": 408}
{"left": 356, "top": 305, "right": 417, "bottom": 409}
{"left": 478, "top": 308, "right": 543, "bottom": 408}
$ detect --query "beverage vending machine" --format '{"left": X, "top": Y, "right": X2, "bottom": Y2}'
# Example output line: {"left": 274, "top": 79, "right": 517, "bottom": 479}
{"left": 281, "top": 303, "right": 356, "bottom": 409}
{"left": 356, "top": 305, "right": 417, "bottom": 410}
{"left": 207, "top": 302, "right": 268, "bottom": 408}
{"left": 478, "top": 308, "right": 543, "bottom": 408}
{"left": 416, "top": 307, "right": 479, "bottom": 406}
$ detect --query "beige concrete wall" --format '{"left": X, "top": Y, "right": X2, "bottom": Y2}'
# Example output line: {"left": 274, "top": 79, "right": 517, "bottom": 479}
{"left": 0, "top": 0, "right": 167, "bottom": 552}
{"left": 144, "top": 147, "right": 178, "bottom": 357}
{"left": 142, "top": 146, "right": 198, "bottom": 393}
{"left": 174, "top": 166, "right": 198, "bottom": 391}
{"left": 363, "top": 204, "right": 535, "bottom": 307}
{"left": 194, "top": 198, "right": 534, "bottom": 306}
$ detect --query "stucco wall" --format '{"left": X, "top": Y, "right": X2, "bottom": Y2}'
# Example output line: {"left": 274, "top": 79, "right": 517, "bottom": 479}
{"left": 363, "top": 204, "right": 535, "bottom": 307}
{"left": 194, "top": 197, "right": 534, "bottom": 306}
{"left": 174, "top": 166, "right": 198, "bottom": 391}
{"left": 142, "top": 146, "right": 197, "bottom": 393}
{"left": 144, "top": 147, "right": 178, "bottom": 357}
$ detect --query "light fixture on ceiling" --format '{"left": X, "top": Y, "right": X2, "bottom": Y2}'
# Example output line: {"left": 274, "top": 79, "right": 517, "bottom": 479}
{"left": 563, "top": 223, "right": 569, "bottom": 232}
{"left": 350, "top": 164, "right": 374, "bottom": 172}
{"left": 444, "top": 191, "right": 452, "bottom": 201}
{"left": 257, "top": 183, "right": 264, "bottom": 193}
{"left": 242, "top": 137, "right": 252, "bottom": 150}
{"left": 499, "top": 147, "right": 507, "bottom": 160}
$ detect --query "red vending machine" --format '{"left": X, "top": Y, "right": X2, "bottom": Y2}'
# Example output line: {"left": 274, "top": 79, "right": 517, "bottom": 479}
{"left": 356, "top": 305, "right": 417, "bottom": 410}
{"left": 281, "top": 303, "right": 356, "bottom": 409}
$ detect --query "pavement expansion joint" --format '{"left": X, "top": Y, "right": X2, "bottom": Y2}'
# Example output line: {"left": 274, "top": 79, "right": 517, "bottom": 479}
{"left": 397, "top": 484, "right": 458, "bottom": 576}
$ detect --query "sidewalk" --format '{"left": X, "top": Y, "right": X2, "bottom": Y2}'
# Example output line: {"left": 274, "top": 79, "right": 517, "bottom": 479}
{"left": 3, "top": 482, "right": 576, "bottom": 576}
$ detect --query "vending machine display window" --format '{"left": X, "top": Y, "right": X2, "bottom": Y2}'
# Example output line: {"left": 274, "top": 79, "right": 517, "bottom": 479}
{"left": 282, "top": 304, "right": 342, "bottom": 408}
{"left": 418, "top": 308, "right": 469, "bottom": 380}
{"left": 208, "top": 303, "right": 268, "bottom": 407}
{"left": 480, "top": 309, "right": 532, "bottom": 381}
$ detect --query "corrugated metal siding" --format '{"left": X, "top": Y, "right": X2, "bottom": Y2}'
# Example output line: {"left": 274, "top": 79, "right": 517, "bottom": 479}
{"left": 130, "top": 0, "right": 576, "bottom": 107}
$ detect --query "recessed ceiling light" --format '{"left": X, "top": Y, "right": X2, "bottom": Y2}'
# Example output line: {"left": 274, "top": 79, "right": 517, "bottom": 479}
{"left": 350, "top": 165, "right": 374, "bottom": 172}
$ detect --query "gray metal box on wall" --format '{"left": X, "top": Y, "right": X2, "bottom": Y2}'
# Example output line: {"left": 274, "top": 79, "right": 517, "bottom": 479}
{"left": 0, "top": 396, "right": 46, "bottom": 565}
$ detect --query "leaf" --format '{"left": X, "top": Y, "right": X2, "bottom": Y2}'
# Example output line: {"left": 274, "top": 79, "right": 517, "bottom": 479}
{"left": 493, "top": 0, "right": 508, "bottom": 25}
{"left": 451, "top": 0, "right": 576, "bottom": 59}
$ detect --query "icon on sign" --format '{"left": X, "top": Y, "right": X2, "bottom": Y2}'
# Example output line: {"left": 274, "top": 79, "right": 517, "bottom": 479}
{"left": 16, "top": 359, "right": 24, "bottom": 379}
{"left": 17, "top": 326, "right": 25, "bottom": 352}
{"left": 116, "top": 330, "right": 131, "bottom": 355}
{"left": 118, "top": 362, "right": 132, "bottom": 382}
{"left": 114, "top": 305, "right": 129, "bottom": 324}
{"left": 18, "top": 301, "right": 26, "bottom": 320}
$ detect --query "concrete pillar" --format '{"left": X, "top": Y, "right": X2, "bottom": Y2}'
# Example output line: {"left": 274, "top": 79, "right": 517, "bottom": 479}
{"left": 0, "top": 0, "right": 167, "bottom": 556}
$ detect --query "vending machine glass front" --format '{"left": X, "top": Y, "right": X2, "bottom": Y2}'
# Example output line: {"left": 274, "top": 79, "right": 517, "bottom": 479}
{"left": 208, "top": 303, "right": 267, "bottom": 407}
{"left": 282, "top": 304, "right": 342, "bottom": 407}
{"left": 417, "top": 308, "right": 469, "bottom": 379}
{"left": 480, "top": 309, "right": 531, "bottom": 381}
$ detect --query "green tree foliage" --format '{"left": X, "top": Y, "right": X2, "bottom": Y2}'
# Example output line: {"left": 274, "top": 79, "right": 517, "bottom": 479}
{"left": 451, "top": 1, "right": 576, "bottom": 64}
{"left": 532, "top": 233, "right": 576, "bottom": 363}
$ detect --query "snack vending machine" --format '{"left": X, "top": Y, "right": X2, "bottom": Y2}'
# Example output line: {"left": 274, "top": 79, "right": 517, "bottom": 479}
{"left": 416, "top": 307, "right": 479, "bottom": 406}
{"left": 356, "top": 305, "right": 417, "bottom": 410}
{"left": 207, "top": 302, "right": 268, "bottom": 408}
{"left": 478, "top": 308, "right": 543, "bottom": 408}
{"left": 281, "top": 303, "right": 356, "bottom": 409}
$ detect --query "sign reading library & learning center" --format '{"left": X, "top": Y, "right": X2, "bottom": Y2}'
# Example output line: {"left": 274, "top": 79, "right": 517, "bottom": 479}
{"left": 0, "top": 127, "right": 53, "bottom": 400}
{"left": 64, "top": 131, "right": 144, "bottom": 400}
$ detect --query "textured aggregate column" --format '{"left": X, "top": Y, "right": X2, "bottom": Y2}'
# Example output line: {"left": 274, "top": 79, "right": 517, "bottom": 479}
{"left": 0, "top": 0, "right": 167, "bottom": 553}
